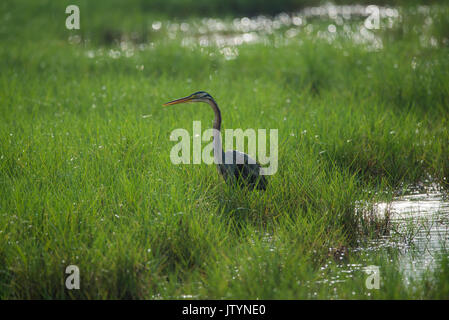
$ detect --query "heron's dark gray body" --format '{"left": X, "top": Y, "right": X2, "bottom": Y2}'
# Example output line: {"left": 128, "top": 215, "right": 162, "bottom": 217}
{"left": 218, "top": 150, "right": 267, "bottom": 190}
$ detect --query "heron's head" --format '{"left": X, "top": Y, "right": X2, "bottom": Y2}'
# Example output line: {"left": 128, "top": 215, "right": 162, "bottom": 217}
{"left": 163, "top": 91, "right": 213, "bottom": 106}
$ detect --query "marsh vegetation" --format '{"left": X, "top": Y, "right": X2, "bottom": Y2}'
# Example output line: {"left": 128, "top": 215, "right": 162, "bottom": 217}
{"left": 0, "top": 1, "right": 448, "bottom": 299}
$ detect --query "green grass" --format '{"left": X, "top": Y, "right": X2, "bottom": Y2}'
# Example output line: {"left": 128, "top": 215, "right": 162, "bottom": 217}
{"left": 0, "top": 1, "right": 449, "bottom": 299}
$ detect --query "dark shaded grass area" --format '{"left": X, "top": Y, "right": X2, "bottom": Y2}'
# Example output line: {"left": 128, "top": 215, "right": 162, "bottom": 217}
{"left": 4, "top": 0, "right": 446, "bottom": 17}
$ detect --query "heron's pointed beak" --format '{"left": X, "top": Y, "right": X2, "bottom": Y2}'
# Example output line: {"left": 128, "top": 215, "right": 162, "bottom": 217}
{"left": 163, "top": 96, "right": 193, "bottom": 106}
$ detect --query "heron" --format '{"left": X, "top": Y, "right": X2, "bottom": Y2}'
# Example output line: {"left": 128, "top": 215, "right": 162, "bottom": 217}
{"left": 163, "top": 91, "right": 267, "bottom": 190}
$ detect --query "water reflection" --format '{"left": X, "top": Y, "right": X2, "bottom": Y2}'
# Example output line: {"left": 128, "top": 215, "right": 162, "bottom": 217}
{"left": 176, "top": 4, "right": 399, "bottom": 52}
{"left": 314, "top": 185, "right": 448, "bottom": 296}
{"left": 81, "top": 4, "right": 412, "bottom": 60}
{"left": 332, "top": 185, "right": 449, "bottom": 289}
{"left": 369, "top": 186, "right": 449, "bottom": 281}
{"left": 79, "top": 4, "right": 446, "bottom": 62}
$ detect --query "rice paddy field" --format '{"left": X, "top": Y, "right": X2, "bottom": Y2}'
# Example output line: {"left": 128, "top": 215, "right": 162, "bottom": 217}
{"left": 0, "top": 0, "right": 449, "bottom": 299}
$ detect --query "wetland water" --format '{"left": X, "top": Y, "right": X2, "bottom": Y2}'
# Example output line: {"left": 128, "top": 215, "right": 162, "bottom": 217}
{"left": 335, "top": 185, "right": 449, "bottom": 289}
{"left": 317, "top": 185, "right": 449, "bottom": 294}
{"left": 85, "top": 4, "right": 431, "bottom": 60}
{"left": 370, "top": 186, "right": 449, "bottom": 282}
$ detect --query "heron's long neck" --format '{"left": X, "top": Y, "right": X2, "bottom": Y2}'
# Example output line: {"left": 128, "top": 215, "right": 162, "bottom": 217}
{"left": 207, "top": 98, "right": 225, "bottom": 163}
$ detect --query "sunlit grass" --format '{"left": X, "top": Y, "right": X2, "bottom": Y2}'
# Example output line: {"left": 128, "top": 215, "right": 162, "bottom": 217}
{"left": 0, "top": 1, "right": 448, "bottom": 299}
